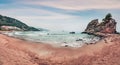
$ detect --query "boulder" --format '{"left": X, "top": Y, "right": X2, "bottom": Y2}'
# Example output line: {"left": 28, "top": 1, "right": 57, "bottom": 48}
{"left": 69, "top": 32, "right": 75, "bottom": 34}
{"left": 84, "top": 13, "right": 117, "bottom": 34}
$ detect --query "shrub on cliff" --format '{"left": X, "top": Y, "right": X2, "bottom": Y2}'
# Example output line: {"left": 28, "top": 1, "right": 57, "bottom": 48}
{"left": 105, "top": 13, "right": 112, "bottom": 20}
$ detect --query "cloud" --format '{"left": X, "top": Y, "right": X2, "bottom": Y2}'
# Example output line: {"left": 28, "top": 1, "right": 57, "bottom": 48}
{"left": 0, "top": 0, "right": 120, "bottom": 31}
{"left": 0, "top": 7, "right": 78, "bottom": 20}
{"left": 0, "top": 6, "right": 82, "bottom": 31}
{"left": 19, "top": 0, "right": 120, "bottom": 10}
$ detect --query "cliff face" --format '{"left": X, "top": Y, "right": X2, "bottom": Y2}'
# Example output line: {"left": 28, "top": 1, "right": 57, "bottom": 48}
{"left": 85, "top": 13, "right": 117, "bottom": 34}
{"left": 0, "top": 15, "right": 39, "bottom": 31}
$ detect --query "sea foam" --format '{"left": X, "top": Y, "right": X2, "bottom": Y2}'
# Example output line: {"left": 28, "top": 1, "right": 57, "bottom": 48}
{"left": 3, "top": 31, "right": 101, "bottom": 47}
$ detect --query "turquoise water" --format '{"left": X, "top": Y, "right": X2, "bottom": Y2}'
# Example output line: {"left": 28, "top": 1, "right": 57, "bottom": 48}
{"left": 4, "top": 31, "right": 100, "bottom": 47}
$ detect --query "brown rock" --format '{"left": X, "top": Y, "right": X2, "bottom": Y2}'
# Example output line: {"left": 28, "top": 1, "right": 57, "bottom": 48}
{"left": 85, "top": 19, "right": 99, "bottom": 33}
{"left": 85, "top": 13, "right": 117, "bottom": 34}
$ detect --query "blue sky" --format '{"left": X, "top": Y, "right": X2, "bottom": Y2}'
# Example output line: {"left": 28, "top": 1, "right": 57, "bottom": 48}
{"left": 0, "top": 0, "right": 120, "bottom": 32}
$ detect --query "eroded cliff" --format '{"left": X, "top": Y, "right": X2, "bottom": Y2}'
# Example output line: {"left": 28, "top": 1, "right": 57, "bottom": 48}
{"left": 85, "top": 13, "right": 117, "bottom": 34}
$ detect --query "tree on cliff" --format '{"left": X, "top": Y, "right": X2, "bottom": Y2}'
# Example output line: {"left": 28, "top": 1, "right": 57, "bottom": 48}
{"left": 105, "top": 13, "right": 112, "bottom": 20}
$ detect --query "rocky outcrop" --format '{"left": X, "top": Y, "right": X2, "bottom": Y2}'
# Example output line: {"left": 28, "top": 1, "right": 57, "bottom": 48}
{"left": 84, "top": 13, "right": 117, "bottom": 34}
{"left": 0, "top": 14, "right": 40, "bottom": 31}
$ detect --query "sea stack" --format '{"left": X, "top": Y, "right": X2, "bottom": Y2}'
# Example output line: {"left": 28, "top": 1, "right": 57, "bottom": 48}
{"left": 84, "top": 13, "right": 117, "bottom": 34}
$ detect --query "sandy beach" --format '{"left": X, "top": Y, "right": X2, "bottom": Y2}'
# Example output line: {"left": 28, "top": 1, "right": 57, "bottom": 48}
{"left": 0, "top": 0, "right": 120, "bottom": 65}
{"left": 0, "top": 33, "right": 120, "bottom": 65}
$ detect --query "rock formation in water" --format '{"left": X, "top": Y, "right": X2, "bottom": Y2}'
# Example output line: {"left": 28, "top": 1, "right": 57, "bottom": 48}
{"left": 84, "top": 13, "right": 117, "bottom": 34}
{"left": 0, "top": 14, "right": 40, "bottom": 31}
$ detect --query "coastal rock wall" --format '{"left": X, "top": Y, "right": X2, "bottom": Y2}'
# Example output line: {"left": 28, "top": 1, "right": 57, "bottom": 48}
{"left": 85, "top": 13, "right": 117, "bottom": 34}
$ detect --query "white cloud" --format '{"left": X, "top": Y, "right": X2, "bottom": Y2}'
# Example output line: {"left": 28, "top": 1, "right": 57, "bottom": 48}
{"left": 21, "top": 0, "right": 120, "bottom": 10}
{"left": 1, "top": 0, "right": 120, "bottom": 31}
{"left": 0, "top": 7, "right": 78, "bottom": 20}
{"left": 0, "top": 7, "right": 81, "bottom": 31}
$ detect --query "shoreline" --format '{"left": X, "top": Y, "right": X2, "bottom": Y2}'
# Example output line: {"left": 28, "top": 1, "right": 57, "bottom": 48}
{"left": 0, "top": 32, "right": 120, "bottom": 65}
{"left": 0, "top": 31, "right": 102, "bottom": 48}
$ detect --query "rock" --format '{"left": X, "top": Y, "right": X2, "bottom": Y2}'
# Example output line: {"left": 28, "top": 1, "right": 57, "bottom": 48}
{"left": 69, "top": 32, "right": 75, "bottom": 34}
{"left": 76, "top": 39, "right": 83, "bottom": 41}
{"left": 85, "top": 19, "right": 99, "bottom": 33}
{"left": 84, "top": 13, "right": 117, "bottom": 34}
{"left": 65, "top": 45, "right": 68, "bottom": 47}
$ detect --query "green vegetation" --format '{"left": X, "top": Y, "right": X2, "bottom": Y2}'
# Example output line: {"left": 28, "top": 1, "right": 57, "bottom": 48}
{"left": 105, "top": 13, "right": 112, "bottom": 20}
{"left": 0, "top": 15, "right": 39, "bottom": 31}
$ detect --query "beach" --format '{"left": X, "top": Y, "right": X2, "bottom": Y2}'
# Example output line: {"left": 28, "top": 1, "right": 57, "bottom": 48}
{"left": 0, "top": 33, "right": 120, "bottom": 65}
{"left": 0, "top": 1, "right": 120, "bottom": 64}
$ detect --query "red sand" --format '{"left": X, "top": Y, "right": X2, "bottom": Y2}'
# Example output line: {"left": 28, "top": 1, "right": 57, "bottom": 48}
{"left": 0, "top": 34, "right": 120, "bottom": 65}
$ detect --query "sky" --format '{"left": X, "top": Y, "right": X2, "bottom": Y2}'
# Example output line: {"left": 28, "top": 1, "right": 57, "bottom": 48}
{"left": 0, "top": 0, "right": 120, "bottom": 32}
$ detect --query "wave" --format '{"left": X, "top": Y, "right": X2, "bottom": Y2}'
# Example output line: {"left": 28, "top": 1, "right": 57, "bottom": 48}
{"left": 3, "top": 31, "right": 101, "bottom": 47}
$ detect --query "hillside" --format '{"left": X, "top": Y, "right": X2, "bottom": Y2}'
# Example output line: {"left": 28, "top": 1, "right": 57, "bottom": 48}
{"left": 0, "top": 15, "right": 39, "bottom": 31}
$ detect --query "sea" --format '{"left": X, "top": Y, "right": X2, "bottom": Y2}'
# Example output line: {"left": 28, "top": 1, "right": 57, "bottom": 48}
{"left": 3, "top": 31, "right": 101, "bottom": 47}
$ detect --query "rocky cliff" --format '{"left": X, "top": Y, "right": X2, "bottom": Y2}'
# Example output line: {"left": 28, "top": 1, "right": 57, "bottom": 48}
{"left": 84, "top": 13, "right": 117, "bottom": 34}
{"left": 0, "top": 15, "right": 39, "bottom": 31}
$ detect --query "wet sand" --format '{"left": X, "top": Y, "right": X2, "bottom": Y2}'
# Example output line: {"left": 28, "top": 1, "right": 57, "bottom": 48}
{"left": 0, "top": 33, "right": 120, "bottom": 65}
